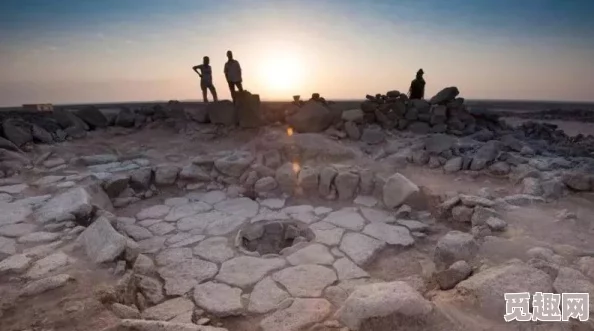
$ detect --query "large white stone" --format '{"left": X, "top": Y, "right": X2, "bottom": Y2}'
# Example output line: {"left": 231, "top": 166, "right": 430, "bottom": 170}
{"left": 169, "top": 235, "right": 206, "bottom": 248}
{"left": 214, "top": 198, "right": 259, "bottom": 218}
{"left": 26, "top": 251, "right": 70, "bottom": 279}
{"left": 336, "top": 281, "right": 433, "bottom": 330}
{"left": 322, "top": 208, "right": 366, "bottom": 231}
{"left": 136, "top": 205, "right": 171, "bottom": 221}
{"left": 272, "top": 264, "right": 337, "bottom": 297}
{"left": 177, "top": 211, "right": 223, "bottom": 232}
{"left": 138, "top": 236, "right": 167, "bottom": 254}
{"left": 214, "top": 152, "right": 254, "bottom": 177}
{"left": 362, "top": 223, "right": 414, "bottom": 246}
{"left": 149, "top": 222, "right": 176, "bottom": 236}
{"left": 20, "top": 274, "right": 73, "bottom": 297}
{"left": 286, "top": 244, "right": 335, "bottom": 265}
{"left": 190, "top": 190, "right": 226, "bottom": 205}
{"left": 333, "top": 258, "right": 369, "bottom": 280}
{"left": 158, "top": 258, "right": 218, "bottom": 295}
{"left": 339, "top": 233, "right": 386, "bottom": 266}
{"left": 164, "top": 202, "right": 212, "bottom": 222}
{"left": 359, "top": 207, "right": 396, "bottom": 224}
{"left": 142, "top": 297, "right": 195, "bottom": 321}
{"left": 193, "top": 237, "right": 235, "bottom": 263}
{"left": 382, "top": 173, "right": 420, "bottom": 209}
{"left": 123, "top": 224, "right": 153, "bottom": 241}
{"left": 0, "top": 236, "right": 17, "bottom": 259}
{"left": 78, "top": 217, "right": 127, "bottom": 264}
{"left": 0, "top": 202, "right": 33, "bottom": 226}
{"left": 260, "top": 198, "right": 285, "bottom": 210}
{"left": 0, "top": 223, "right": 38, "bottom": 237}
{"left": 18, "top": 231, "right": 61, "bottom": 244}
{"left": 0, "top": 253, "right": 32, "bottom": 274}
{"left": 35, "top": 185, "right": 112, "bottom": 224}
{"left": 260, "top": 298, "right": 332, "bottom": 331}
{"left": 0, "top": 184, "right": 28, "bottom": 194}
{"left": 216, "top": 256, "right": 287, "bottom": 288}
{"left": 310, "top": 222, "right": 345, "bottom": 246}
{"left": 205, "top": 214, "right": 247, "bottom": 236}
{"left": 193, "top": 281, "right": 244, "bottom": 316}
{"left": 248, "top": 276, "right": 291, "bottom": 314}
{"left": 155, "top": 248, "right": 193, "bottom": 266}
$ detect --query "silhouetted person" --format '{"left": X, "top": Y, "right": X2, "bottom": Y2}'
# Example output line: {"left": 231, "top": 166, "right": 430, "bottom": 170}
{"left": 192, "top": 56, "right": 218, "bottom": 103}
{"left": 224, "top": 50, "right": 243, "bottom": 102}
{"left": 408, "top": 69, "right": 426, "bottom": 100}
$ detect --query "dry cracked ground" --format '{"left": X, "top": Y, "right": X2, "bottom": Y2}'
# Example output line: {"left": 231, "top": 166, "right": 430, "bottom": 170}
{"left": 1, "top": 104, "right": 594, "bottom": 331}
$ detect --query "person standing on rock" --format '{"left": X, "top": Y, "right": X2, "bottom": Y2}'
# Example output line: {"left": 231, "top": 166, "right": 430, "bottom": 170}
{"left": 192, "top": 56, "right": 218, "bottom": 103}
{"left": 224, "top": 50, "right": 243, "bottom": 102}
{"left": 408, "top": 69, "right": 426, "bottom": 100}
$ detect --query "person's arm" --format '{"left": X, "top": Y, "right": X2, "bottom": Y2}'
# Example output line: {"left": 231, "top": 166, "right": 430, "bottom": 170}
{"left": 237, "top": 61, "right": 242, "bottom": 79}
{"left": 192, "top": 65, "right": 203, "bottom": 77}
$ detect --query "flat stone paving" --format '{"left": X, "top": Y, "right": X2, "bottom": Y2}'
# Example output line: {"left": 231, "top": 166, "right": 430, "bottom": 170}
{"left": 0, "top": 155, "right": 423, "bottom": 330}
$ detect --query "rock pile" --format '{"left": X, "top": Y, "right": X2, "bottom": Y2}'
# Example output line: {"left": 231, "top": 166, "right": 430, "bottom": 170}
{"left": 351, "top": 86, "right": 505, "bottom": 136}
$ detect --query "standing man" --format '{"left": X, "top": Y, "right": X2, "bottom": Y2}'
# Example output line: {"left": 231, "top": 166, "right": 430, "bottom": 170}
{"left": 192, "top": 56, "right": 218, "bottom": 103}
{"left": 408, "top": 68, "right": 426, "bottom": 100}
{"left": 224, "top": 50, "right": 243, "bottom": 102}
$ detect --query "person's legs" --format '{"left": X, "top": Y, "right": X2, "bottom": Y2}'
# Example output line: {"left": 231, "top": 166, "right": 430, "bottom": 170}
{"left": 209, "top": 83, "right": 218, "bottom": 102}
{"left": 200, "top": 81, "right": 209, "bottom": 103}
{"left": 236, "top": 82, "right": 243, "bottom": 92}
{"left": 228, "top": 81, "right": 237, "bottom": 102}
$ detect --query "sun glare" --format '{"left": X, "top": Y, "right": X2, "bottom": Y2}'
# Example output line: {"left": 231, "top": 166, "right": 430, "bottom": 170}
{"left": 260, "top": 54, "right": 303, "bottom": 92}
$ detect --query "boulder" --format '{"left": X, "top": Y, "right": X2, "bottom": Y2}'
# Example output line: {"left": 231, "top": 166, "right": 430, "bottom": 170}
{"left": 179, "top": 164, "right": 211, "bottom": 182}
{"left": 207, "top": 100, "right": 236, "bottom": 125}
{"left": 75, "top": 106, "right": 108, "bottom": 129}
{"left": 470, "top": 140, "right": 500, "bottom": 171}
{"left": 31, "top": 124, "right": 54, "bottom": 144}
{"left": 254, "top": 177, "right": 278, "bottom": 193}
{"left": 443, "top": 157, "right": 462, "bottom": 173}
{"left": 342, "top": 109, "right": 364, "bottom": 123}
{"left": 260, "top": 298, "right": 331, "bottom": 331}
{"left": 424, "top": 134, "right": 456, "bottom": 154}
{"left": 318, "top": 166, "right": 338, "bottom": 197}
{"left": 562, "top": 172, "right": 592, "bottom": 191}
{"left": 2, "top": 118, "right": 33, "bottom": 147}
{"left": 429, "top": 87, "right": 459, "bottom": 105}
{"left": 408, "top": 122, "right": 430, "bottom": 134}
{"left": 456, "top": 262, "right": 553, "bottom": 320}
{"left": 361, "top": 125, "right": 385, "bottom": 145}
{"left": 115, "top": 109, "right": 136, "bottom": 127}
{"left": 335, "top": 171, "right": 359, "bottom": 200}
{"left": 382, "top": 173, "right": 420, "bottom": 209}
{"left": 78, "top": 217, "right": 127, "bottom": 264}
{"left": 34, "top": 184, "right": 113, "bottom": 225}
{"left": 276, "top": 162, "right": 298, "bottom": 194}
{"left": 0, "top": 136, "right": 20, "bottom": 152}
{"left": 294, "top": 166, "right": 318, "bottom": 194}
{"left": 435, "top": 260, "right": 472, "bottom": 290}
{"left": 434, "top": 231, "right": 478, "bottom": 269}
{"left": 336, "top": 281, "right": 432, "bottom": 331}
{"left": 430, "top": 105, "right": 447, "bottom": 125}
{"left": 286, "top": 101, "right": 332, "bottom": 133}
{"left": 214, "top": 152, "right": 254, "bottom": 177}
{"left": 236, "top": 91, "right": 262, "bottom": 128}
{"left": 154, "top": 165, "right": 180, "bottom": 185}
{"left": 344, "top": 121, "right": 361, "bottom": 140}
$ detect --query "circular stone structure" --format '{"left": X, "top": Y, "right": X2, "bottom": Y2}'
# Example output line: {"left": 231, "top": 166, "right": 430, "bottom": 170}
{"left": 237, "top": 220, "right": 315, "bottom": 256}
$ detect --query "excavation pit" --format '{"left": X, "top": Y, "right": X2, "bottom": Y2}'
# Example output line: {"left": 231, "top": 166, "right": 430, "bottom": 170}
{"left": 238, "top": 220, "right": 315, "bottom": 255}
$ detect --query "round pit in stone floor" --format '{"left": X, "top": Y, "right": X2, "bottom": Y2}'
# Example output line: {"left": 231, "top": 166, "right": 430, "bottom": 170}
{"left": 238, "top": 220, "right": 315, "bottom": 255}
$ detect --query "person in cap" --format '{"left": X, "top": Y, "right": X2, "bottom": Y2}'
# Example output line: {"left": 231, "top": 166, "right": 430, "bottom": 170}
{"left": 192, "top": 56, "right": 218, "bottom": 103}
{"left": 408, "top": 69, "right": 426, "bottom": 100}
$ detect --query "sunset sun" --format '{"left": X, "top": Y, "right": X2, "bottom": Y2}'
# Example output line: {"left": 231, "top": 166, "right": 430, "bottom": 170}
{"left": 259, "top": 54, "right": 303, "bottom": 92}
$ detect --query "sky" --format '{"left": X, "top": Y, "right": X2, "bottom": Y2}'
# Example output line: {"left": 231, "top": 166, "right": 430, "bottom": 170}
{"left": 1, "top": 0, "right": 594, "bottom": 106}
